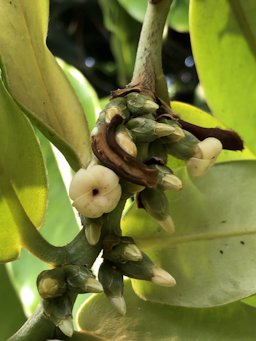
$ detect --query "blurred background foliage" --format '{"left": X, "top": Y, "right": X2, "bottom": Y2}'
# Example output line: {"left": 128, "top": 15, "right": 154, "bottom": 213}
{"left": 47, "top": 0, "right": 197, "bottom": 104}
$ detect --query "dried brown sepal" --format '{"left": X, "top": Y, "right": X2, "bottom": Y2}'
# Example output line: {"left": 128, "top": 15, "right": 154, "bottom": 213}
{"left": 178, "top": 119, "right": 244, "bottom": 151}
{"left": 91, "top": 116, "right": 158, "bottom": 188}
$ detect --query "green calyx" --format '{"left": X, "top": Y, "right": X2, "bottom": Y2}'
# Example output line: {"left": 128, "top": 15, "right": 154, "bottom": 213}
{"left": 103, "top": 237, "right": 143, "bottom": 263}
{"left": 126, "top": 92, "right": 159, "bottom": 116}
{"left": 165, "top": 130, "right": 199, "bottom": 160}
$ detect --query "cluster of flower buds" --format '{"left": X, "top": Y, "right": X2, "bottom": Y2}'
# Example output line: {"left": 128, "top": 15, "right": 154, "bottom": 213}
{"left": 37, "top": 265, "right": 102, "bottom": 337}
{"left": 66, "top": 90, "right": 241, "bottom": 317}
{"left": 99, "top": 236, "right": 176, "bottom": 314}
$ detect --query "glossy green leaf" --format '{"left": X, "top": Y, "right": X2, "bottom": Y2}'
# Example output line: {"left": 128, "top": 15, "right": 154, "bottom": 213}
{"left": 190, "top": 0, "right": 256, "bottom": 154}
{"left": 7, "top": 133, "right": 80, "bottom": 316}
{"left": 78, "top": 281, "right": 256, "bottom": 341}
{"left": 122, "top": 161, "right": 256, "bottom": 307}
{"left": 117, "top": 0, "right": 189, "bottom": 32}
{"left": 58, "top": 59, "right": 101, "bottom": 132}
{"left": 171, "top": 101, "right": 255, "bottom": 163}
{"left": 0, "top": 265, "right": 26, "bottom": 340}
{"left": 0, "top": 1, "right": 91, "bottom": 170}
{"left": 0, "top": 79, "right": 47, "bottom": 262}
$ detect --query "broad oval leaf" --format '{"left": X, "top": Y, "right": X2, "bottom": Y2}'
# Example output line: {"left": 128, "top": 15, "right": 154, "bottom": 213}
{"left": 0, "top": 79, "right": 47, "bottom": 262}
{"left": 190, "top": 0, "right": 256, "bottom": 154}
{"left": 78, "top": 281, "right": 256, "bottom": 341}
{"left": 7, "top": 133, "right": 81, "bottom": 315}
{"left": 117, "top": 0, "right": 189, "bottom": 32}
{"left": 0, "top": 1, "right": 91, "bottom": 170}
{"left": 122, "top": 161, "right": 256, "bottom": 307}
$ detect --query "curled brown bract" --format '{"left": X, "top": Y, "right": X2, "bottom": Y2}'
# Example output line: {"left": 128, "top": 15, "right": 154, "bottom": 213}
{"left": 91, "top": 115, "right": 159, "bottom": 188}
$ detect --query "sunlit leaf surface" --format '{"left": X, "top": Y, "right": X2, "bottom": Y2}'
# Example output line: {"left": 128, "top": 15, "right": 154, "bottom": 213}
{"left": 0, "top": 0, "right": 91, "bottom": 170}
{"left": 78, "top": 281, "right": 256, "bottom": 341}
{"left": 190, "top": 0, "right": 256, "bottom": 154}
{"left": 122, "top": 161, "right": 256, "bottom": 307}
{"left": 0, "top": 79, "right": 47, "bottom": 262}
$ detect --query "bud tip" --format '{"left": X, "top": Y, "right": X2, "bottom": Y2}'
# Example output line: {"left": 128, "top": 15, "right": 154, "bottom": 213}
{"left": 151, "top": 267, "right": 176, "bottom": 287}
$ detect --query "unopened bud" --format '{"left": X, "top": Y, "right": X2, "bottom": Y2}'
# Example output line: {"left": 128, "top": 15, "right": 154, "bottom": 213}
{"left": 37, "top": 268, "right": 66, "bottom": 299}
{"left": 126, "top": 117, "right": 175, "bottom": 143}
{"left": 158, "top": 215, "right": 175, "bottom": 234}
{"left": 187, "top": 157, "right": 211, "bottom": 177}
{"left": 64, "top": 265, "right": 100, "bottom": 294}
{"left": 98, "top": 261, "right": 125, "bottom": 315}
{"left": 104, "top": 237, "right": 143, "bottom": 263}
{"left": 161, "top": 174, "right": 182, "bottom": 191}
{"left": 85, "top": 218, "right": 102, "bottom": 245}
{"left": 58, "top": 317, "right": 74, "bottom": 337}
{"left": 105, "top": 97, "right": 130, "bottom": 122}
{"left": 165, "top": 130, "right": 199, "bottom": 160}
{"left": 116, "top": 129, "right": 137, "bottom": 157}
{"left": 195, "top": 137, "right": 223, "bottom": 161}
{"left": 126, "top": 92, "right": 158, "bottom": 116}
{"left": 158, "top": 118, "right": 185, "bottom": 142}
{"left": 151, "top": 266, "right": 176, "bottom": 287}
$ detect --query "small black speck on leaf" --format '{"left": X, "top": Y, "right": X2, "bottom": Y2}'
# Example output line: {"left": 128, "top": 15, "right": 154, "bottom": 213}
{"left": 221, "top": 220, "right": 227, "bottom": 224}
{"left": 240, "top": 241, "right": 245, "bottom": 245}
{"left": 219, "top": 250, "right": 224, "bottom": 254}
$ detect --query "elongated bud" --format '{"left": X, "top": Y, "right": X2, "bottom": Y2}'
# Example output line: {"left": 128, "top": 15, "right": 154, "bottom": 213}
{"left": 154, "top": 165, "right": 182, "bottom": 192}
{"left": 104, "top": 237, "right": 143, "bottom": 263}
{"left": 105, "top": 97, "right": 130, "bottom": 123}
{"left": 64, "top": 265, "right": 102, "bottom": 294}
{"left": 158, "top": 118, "right": 185, "bottom": 142}
{"left": 126, "top": 92, "right": 159, "bottom": 116}
{"left": 138, "top": 188, "right": 175, "bottom": 233}
{"left": 37, "top": 268, "right": 66, "bottom": 299}
{"left": 115, "top": 128, "right": 138, "bottom": 157}
{"left": 58, "top": 317, "right": 74, "bottom": 338}
{"left": 126, "top": 117, "right": 176, "bottom": 143}
{"left": 165, "top": 130, "right": 199, "bottom": 160}
{"left": 85, "top": 217, "right": 103, "bottom": 245}
{"left": 98, "top": 261, "right": 126, "bottom": 315}
{"left": 42, "top": 295, "right": 72, "bottom": 336}
{"left": 187, "top": 138, "right": 222, "bottom": 177}
{"left": 117, "top": 252, "right": 176, "bottom": 287}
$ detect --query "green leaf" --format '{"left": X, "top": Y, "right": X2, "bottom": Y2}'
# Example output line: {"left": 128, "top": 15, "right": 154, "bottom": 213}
{"left": 7, "top": 133, "right": 80, "bottom": 316}
{"left": 78, "top": 281, "right": 256, "bottom": 341}
{"left": 0, "top": 79, "right": 47, "bottom": 262}
{"left": 0, "top": 265, "right": 26, "bottom": 340}
{"left": 0, "top": 1, "right": 91, "bottom": 170}
{"left": 190, "top": 0, "right": 256, "bottom": 154}
{"left": 57, "top": 59, "right": 101, "bottom": 132}
{"left": 171, "top": 101, "right": 255, "bottom": 163}
{"left": 117, "top": 0, "right": 189, "bottom": 32}
{"left": 122, "top": 161, "right": 256, "bottom": 307}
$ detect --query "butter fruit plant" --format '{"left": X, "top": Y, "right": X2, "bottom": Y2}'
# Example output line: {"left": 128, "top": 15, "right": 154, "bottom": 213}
{"left": 1, "top": 0, "right": 256, "bottom": 340}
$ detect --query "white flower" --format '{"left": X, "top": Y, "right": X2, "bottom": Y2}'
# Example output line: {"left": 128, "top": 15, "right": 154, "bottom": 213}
{"left": 69, "top": 165, "right": 122, "bottom": 218}
{"left": 187, "top": 137, "right": 222, "bottom": 176}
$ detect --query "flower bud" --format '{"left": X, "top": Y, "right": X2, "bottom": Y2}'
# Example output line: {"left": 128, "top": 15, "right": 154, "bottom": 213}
{"left": 187, "top": 138, "right": 223, "bottom": 177}
{"left": 69, "top": 165, "right": 122, "bottom": 218}
{"left": 117, "top": 252, "right": 176, "bottom": 287}
{"left": 42, "top": 295, "right": 73, "bottom": 336}
{"left": 126, "top": 92, "right": 159, "bottom": 116}
{"left": 154, "top": 165, "right": 182, "bottom": 192}
{"left": 158, "top": 118, "right": 185, "bottom": 142}
{"left": 64, "top": 265, "right": 103, "bottom": 294}
{"left": 98, "top": 261, "right": 126, "bottom": 315}
{"left": 103, "top": 237, "right": 143, "bottom": 263}
{"left": 126, "top": 117, "right": 176, "bottom": 143}
{"left": 85, "top": 217, "right": 103, "bottom": 245}
{"left": 115, "top": 128, "right": 137, "bottom": 157}
{"left": 37, "top": 268, "right": 66, "bottom": 299}
{"left": 105, "top": 97, "right": 130, "bottom": 123}
{"left": 165, "top": 130, "right": 199, "bottom": 160}
{"left": 139, "top": 188, "right": 175, "bottom": 233}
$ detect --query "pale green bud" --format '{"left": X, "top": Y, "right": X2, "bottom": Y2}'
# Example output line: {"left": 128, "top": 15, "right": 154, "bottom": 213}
{"left": 103, "top": 237, "right": 143, "bottom": 263}
{"left": 151, "top": 266, "right": 176, "bottom": 287}
{"left": 85, "top": 218, "right": 103, "bottom": 245}
{"left": 126, "top": 117, "right": 176, "bottom": 143}
{"left": 116, "top": 128, "right": 138, "bottom": 157}
{"left": 166, "top": 130, "right": 199, "bottom": 160}
{"left": 158, "top": 118, "right": 185, "bottom": 142}
{"left": 98, "top": 261, "right": 126, "bottom": 315}
{"left": 58, "top": 317, "right": 74, "bottom": 338}
{"left": 154, "top": 165, "right": 182, "bottom": 191}
{"left": 105, "top": 97, "right": 130, "bottom": 122}
{"left": 126, "top": 92, "right": 159, "bottom": 116}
